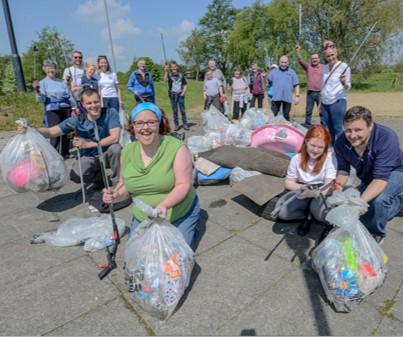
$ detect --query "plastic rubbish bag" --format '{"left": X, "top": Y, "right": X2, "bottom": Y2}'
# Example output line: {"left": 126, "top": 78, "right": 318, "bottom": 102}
{"left": 239, "top": 108, "right": 269, "bottom": 130}
{"left": 119, "top": 107, "right": 132, "bottom": 147}
{"left": 223, "top": 124, "right": 251, "bottom": 147}
{"left": 311, "top": 189, "right": 388, "bottom": 313}
{"left": 32, "top": 214, "right": 126, "bottom": 251}
{"left": 124, "top": 198, "right": 194, "bottom": 320}
{"left": 202, "top": 105, "right": 230, "bottom": 134}
{"left": 187, "top": 136, "right": 211, "bottom": 155}
{"left": 0, "top": 119, "right": 68, "bottom": 192}
{"left": 206, "top": 131, "right": 223, "bottom": 149}
{"left": 229, "top": 166, "right": 262, "bottom": 185}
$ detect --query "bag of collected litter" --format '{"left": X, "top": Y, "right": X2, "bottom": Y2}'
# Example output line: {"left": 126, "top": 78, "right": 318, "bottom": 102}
{"left": 202, "top": 105, "right": 230, "bottom": 134}
{"left": 31, "top": 214, "right": 126, "bottom": 251}
{"left": 311, "top": 188, "right": 388, "bottom": 313}
{"left": 0, "top": 119, "right": 68, "bottom": 193}
{"left": 229, "top": 166, "right": 262, "bottom": 185}
{"left": 187, "top": 136, "right": 212, "bottom": 155}
{"left": 223, "top": 124, "right": 251, "bottom": 147}
{"left": 125, "top": 198, "right": 194, "bottom": 320}
{"left": 239, "top": 108, "right": 269, "bottom": 130}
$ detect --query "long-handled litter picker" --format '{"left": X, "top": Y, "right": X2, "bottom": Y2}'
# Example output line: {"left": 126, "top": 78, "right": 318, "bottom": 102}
{"left": 92, "top": 121, "right": 120, "bottom": 280}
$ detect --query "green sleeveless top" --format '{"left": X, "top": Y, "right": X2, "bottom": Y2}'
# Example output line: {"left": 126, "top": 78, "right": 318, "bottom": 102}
{"left": 121, "top": 136, "right": 196, "bottom": 222}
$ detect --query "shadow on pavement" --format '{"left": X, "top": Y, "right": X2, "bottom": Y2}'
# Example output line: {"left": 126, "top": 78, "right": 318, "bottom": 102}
{"left": 240, "top": 328, "right": 257, "bottom": 335}
{"left": 36, "top": 188, "right": 95, "bottom": 212}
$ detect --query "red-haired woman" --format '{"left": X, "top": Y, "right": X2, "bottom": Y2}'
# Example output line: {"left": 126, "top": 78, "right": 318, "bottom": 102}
{"left": 102, "top": 102, "right": 200, "bottom": 250}
{"left": 274, "top": 125, "right": 337, "bottom": 235}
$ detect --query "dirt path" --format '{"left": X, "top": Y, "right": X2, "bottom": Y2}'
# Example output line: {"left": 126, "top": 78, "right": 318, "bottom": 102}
{"left": 187, "top": 91, "right": 403, "bottom": 119}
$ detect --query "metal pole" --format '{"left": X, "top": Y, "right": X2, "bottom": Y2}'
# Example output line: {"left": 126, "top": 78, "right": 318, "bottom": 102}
{"left": 1, "top": 0, "right": 26, "bottom": 91}
{"left": 160, "top": 32, "right": 168, "bottom": 64}
{"left": 298, "top": 3, "right": 302, "bottom": 42}
{"left": 103, "top": 0, "right": 117, "bottom": 71}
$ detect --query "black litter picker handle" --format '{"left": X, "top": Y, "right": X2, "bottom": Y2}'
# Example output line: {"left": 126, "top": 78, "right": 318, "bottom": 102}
{"left": 92, "top": 121, "right": 120, "bottom": 280}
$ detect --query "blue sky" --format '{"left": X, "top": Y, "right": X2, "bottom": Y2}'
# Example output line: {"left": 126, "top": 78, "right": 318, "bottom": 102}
{"left": 0, "top": 0, "right": 265, "bottom": 72}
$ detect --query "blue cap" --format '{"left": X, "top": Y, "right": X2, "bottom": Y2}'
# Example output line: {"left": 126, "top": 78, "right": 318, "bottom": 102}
{"left": 130, "top": 102, "right": 162, "bottom": 123}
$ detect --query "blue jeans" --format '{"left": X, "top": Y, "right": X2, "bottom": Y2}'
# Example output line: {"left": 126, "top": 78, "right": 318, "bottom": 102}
{"left": 130, "top": 197, "right": 200, "bottom": 250}
{"left": 103, "top": 97, "right": 120, "bottom": 112}
{"left": 305, "top": 91, "right": 321, "bottom": 126}
{"left": 359, "top": 170, "right": 403, "bottom": 237}
{"left": 320, "top": 99, "right": 346, "bottom": 144}
{"left": 169, "top": 93, "right": 187, "bottom": 127}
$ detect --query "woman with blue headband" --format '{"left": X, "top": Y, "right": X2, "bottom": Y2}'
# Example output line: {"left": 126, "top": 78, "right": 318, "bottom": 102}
{"left": 102, "top": 102, "right": 200, "bottom": 249}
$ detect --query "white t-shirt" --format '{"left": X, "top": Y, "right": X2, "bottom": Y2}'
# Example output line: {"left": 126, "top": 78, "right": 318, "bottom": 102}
{"left": 62, "top": 66, "right": 85, "bottom": 85}
{"left": 98, "top": 71, "right": 119, "bottom": 98}
{"left": 321, "top": 62, "right": 351, "bottom": 105}
{"left": 286, "top": 151, "right": 337, "bottom": 185}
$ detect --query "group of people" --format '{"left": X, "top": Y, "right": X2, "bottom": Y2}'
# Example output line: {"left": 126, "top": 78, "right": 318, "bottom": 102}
{"left": 25, "top": 43, "right": 402, "bottom": 253}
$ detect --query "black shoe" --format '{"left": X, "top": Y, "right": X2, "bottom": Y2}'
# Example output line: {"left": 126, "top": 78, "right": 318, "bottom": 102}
{"left": 174, "top": 125, "right": 181, "bottom": 131}
{"left": 183, "top": 125, "right": 190, "bottom": 131}
{"left": 318, "top": 224, "right": 333, "bottom": 243}
{"left": 297, "top": 219, "right": 312, "bottom": 236}
{"left": 371, "top": 234, "right": 385, "bottom": 245}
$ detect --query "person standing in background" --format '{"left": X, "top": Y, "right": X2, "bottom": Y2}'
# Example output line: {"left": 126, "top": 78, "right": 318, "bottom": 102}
{"left": 248, "top": 63, "right": 265, "bottom": 109}
{"left": 127, "top": 58, "right": 155, "bottom": 103}
{"left": 97, "top": 55, "right": 121, "bottom": 112}
{"left": 62, "top": 50, "right": 85, "bottom": 99}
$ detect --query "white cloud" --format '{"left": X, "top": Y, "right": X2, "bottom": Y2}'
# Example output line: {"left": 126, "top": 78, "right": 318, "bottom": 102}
{"left": 158, "top": 19, "right": 196, "bottom": 41}
{"left": 75, "top": 0, "right": 130, "bottom": 23}
{"left": 100, "top": 18, "right": 141, "bottom": 40}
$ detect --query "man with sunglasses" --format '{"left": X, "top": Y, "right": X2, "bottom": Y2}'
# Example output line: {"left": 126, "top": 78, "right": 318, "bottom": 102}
{"left": 63, "top": 50, "right": 85, "bottom": 98}
{"left": 320, "top": 41, "right": 351, "bottom": 144}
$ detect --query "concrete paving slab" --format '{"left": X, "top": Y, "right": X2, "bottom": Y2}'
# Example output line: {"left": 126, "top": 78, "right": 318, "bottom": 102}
{"left": 150, "top": 236, "right": 295, "bottom": 335}
{"left": 0, "top": 256, "right": 119, "bottom": 336}
{"left": 376, "top": 316, "right": 403, "bottom": 336}
{"left": 45, "top": 297, "right": 149, "bottom": 336}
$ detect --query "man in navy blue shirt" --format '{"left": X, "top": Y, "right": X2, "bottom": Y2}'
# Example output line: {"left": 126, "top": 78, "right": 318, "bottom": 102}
{"left": 21, "top": 88, "right": 122, "bottom": 188}
{"left": 334, "top": 106, "right": 403, "bottom": 243}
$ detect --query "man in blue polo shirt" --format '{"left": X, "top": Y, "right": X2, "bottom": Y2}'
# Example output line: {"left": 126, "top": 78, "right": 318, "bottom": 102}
{"left": 268, "top": 55, "right": 300, "bottom": 121}
{"left": 21, "top": 88, "right": 121, "bottom": 188}
{"left": 334, "top": 106, "right": 403, "bottom": 243}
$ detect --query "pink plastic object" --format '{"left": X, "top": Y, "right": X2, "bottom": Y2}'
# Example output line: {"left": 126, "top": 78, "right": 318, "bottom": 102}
{"left": 7, "top": 160, "right": 42, "bottom": 191}
{"left": 250, "top": 123, "right": 305, "bottom": 155}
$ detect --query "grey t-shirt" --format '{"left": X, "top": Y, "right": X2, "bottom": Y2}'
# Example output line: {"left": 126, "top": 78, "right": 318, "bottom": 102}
{"left": 204, "top": 78, "right": 221, "bottom": 96}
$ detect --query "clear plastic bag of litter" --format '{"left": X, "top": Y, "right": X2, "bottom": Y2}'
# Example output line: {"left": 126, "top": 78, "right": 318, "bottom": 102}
{"left": 311, "top": 189, "right": 388, "bottom": 313}
{"left": 223, "top": 124, "right": 251, "bottom": 147}
{"left": 0, "top": 119, "right": 68, "bottom": 193}
{"left": 187, "top": 135, "right": 212, "bottom": 155}
{"left": 31, "top": 214, "right": 126, "bottom": 251}
{"left": 239, "top": 108, "right": 269, "bottom": 130}
{"left": 229, "top": 166, "right": 262, "bottom": 185}
{"left": 124, "top": 198, "right": 194, "bottom": 320}
{"left": 202, "top": 105, "right": 230, "bottom": 134}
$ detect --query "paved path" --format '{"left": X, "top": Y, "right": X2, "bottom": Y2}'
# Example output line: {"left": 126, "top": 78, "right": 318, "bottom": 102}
{"left": 0, "top": 118, "right": 402, "bottom": 336}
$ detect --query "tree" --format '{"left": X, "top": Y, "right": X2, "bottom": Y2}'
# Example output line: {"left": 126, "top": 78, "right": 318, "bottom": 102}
{"left": 2, "top": 60, "right": 16, "bottom": 94}
{"left": 21, "top": 26, "right": 74, "bottom": 83}
{"left": 177, "top": 29, "right": 208, "bottom": 80}
{"left": 198, "top": 0, "right": 239, "bottom": 75}
{"left": 300, "top": 0, "right": 402, "bottom": 74}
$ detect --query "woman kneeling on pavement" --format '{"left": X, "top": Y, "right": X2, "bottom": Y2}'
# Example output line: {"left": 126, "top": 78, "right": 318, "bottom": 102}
{"left": 102, "top": 102, "right": 200, "bottom": 250}
{"left": 274, "top": 125, "right": 336, "bottom": 235}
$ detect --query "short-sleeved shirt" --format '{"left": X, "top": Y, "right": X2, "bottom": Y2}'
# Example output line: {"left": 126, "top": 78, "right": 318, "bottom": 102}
{"left": 121, "top": 136, "right": 197, "bottom": 222}
{"left": 321, "top": 62, "right": 351, "bottom": 105}
{"left": 287, "top": 151, "right": 337, "bottom": 185}
{"left": 59, "top": 107, "right": 121, "bottom": 157}
{"left": 167, "top": 72, "right": 187, "bottom": 94}
{"left": 298, "top": 59, "right": 324, "bottom": 92}
{"left": 334, "top": 123, "right": 403, "bottom": 186}
{"left": 62, "top": 66, "right": 85, "bottom": 85}
{"left": 268, "top": 67, "right": 299, "bottom": 103}
{"left": 204, "top": 78, "right": 221, "bottom": 96}
{"left": 98, "top": 72, "right": 119, "bottom": 98}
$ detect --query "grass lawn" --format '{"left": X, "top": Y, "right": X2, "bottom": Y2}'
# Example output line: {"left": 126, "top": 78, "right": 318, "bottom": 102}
{"left": 0, "top": 71, "right": 401, "bottom": 131}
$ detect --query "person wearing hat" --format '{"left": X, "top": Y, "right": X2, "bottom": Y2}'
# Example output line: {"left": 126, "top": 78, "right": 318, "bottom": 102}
{"left": 102, "top": 102, "right": 200, "bottom": 249}
{"left": 32, "top": 59, "right": 77, "bottom": 157}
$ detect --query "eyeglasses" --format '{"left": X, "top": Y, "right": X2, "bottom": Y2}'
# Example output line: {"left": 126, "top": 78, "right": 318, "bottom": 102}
{"left": 73, "top": 56, "right": 83, "bottom": 59}
{"left": 133, "top": 120, "right": 159, "bottom": 129}
{"left": 324, "top": 44, "right": 335, "bottom": 50}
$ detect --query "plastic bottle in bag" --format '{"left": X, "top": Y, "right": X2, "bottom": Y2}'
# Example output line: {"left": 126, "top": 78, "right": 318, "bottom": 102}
{"left": 84, "top": 236, "right": 114, "bottom": 251}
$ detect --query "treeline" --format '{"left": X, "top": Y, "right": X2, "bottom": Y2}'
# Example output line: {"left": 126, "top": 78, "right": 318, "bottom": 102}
{"left": 178, "top": 0, "right": 402, "bottom": 78}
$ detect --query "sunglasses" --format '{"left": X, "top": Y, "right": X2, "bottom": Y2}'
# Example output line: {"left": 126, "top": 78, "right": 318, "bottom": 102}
{"left": 324, "top": 44, "right": 335, "bottom": 50}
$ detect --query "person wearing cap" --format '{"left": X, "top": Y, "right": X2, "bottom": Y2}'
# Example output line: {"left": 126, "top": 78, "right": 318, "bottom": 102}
{"left": 296, "top": 43, "right": 324, "bottom": 127}
{"left": 32, "top": 59, "right": 77, "bottom": 157}
{"left": 102, "top": 102, "right": 200, "bottom": 249}
{"left": 21, "top": 87, "right": 121, "bottom": 187}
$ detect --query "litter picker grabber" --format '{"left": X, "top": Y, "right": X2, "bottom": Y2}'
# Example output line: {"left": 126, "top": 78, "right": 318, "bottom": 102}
{"left": 92, "top": 120, "right": 120, "bottom": 280}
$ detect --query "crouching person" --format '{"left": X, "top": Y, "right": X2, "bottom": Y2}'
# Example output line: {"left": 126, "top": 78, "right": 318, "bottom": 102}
{"left": 274, "top": 125, "right": 336, "bottom": 235}
{"left": 334, "top": 106, "right": 403, "bottom": 244}
{"left": 18, "top": 88, "right": 122, "bottom": 189}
